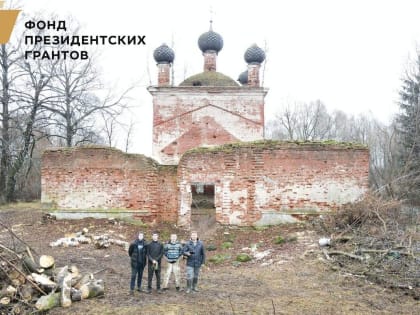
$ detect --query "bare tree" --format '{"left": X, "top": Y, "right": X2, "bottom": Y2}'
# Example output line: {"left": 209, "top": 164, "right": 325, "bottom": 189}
{"left": 267, "top": 100, "right": 332, "bottom": 141}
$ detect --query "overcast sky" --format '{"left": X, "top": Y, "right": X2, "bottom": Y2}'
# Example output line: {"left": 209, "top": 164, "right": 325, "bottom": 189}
{"left": 18, "top": 0, "right": 420, "bottom": 155}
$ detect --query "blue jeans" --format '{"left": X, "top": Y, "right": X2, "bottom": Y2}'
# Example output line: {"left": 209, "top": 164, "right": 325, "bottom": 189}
{"left": 186, "top": 265, "right": 200, "bottom": 281}
{"left": 130, "top": 265, "right": 145, "bottom": 290}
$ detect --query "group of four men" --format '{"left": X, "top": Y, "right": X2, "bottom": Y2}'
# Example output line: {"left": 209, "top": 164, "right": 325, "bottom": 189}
{"left": 128, "top": 231, "right": 205, "bottom": 295}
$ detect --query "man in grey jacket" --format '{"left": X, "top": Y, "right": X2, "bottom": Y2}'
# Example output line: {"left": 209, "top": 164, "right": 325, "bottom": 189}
{"left": 183, "top": 231, "right": 206, "bottom": 293}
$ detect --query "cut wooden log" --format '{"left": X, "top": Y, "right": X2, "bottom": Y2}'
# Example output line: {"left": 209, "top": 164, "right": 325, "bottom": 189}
{"left": 69, "top": 265, "right": 80, "bottom": 278}
{"left": 22, "top": 256, "right": 42, "bottom": 274}
{"left": 0, "top": 296, "right": 10, "bottom": 305}
{"left": 109, "top": 239, "right": 129, "bottom": 251}
{"left": 80, "top": 279, "right": 104, "bottom": 299}
{"left": 0, "top": 285, "right": 17, "bottom": 298}
{"left": 71, "top": 288, "right": 82, "bottom": 302}
{"left": 73, "top": 273, "right": 93, "bottom": 290}
{"left": 61, "top": 272, "right": 72, "bottom": 307}
{"left": 31, "top": 273, "right": 57, "bottom": 290}
{"left": 9, "top": 269, "right": 26, "bottom": 286}
{"left": 21, "top": 284, "right": 34, "bottom": 302}
{"left": 39, "top": 255, "right": 55, "bottom": 269}
{"left": 70, "top": 274, "right": 83, "bottom": 287}
{"left": 43, "top": 266, "right": 55, "bottom": 277}
{"left": 55, "top": 266, "right": 69, "bottom": 288}
{"left": 26, "top": 246, "right": 35, "bottom": 262}
{"left": 35, "top": 292, "right": 60, "bottom": 311}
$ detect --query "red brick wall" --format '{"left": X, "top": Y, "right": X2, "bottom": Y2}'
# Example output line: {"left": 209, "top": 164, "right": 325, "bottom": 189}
{"left": 178, "top": 141, "right": 369, "bottom": 227}
{"left": 149, "top": 87, "right": 267, "bottom": 165}
{"left": 41, "top": 147, "right": 178, "bottom": 223}
{"left": 157, "top": 63, "right": 171, "bottom": 86}
{"left": 203, "top": 51, "right": 217, "bottom": 71}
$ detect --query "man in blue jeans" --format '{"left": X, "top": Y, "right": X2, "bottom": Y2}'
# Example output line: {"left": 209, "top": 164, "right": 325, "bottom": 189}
{"left": 183, "top": 231, "right": 206, "bottom": 293}
{"left": 128, "top": 232, "right": 147, "bottom": 295}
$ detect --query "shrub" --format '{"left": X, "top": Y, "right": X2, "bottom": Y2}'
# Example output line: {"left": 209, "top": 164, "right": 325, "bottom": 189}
{"left": 236, "top": 253, "right": 252, "bottom": 262}
{"left": 209, "top": 254, "right": 230, "bottom": 264}
{"left": 206, "top": 244, "right": 217, "bottom": 251}
{"left": 221, "top": 241, "right": 233, "bottom": 249}
{"left": 274, "top": 236, "right": 285, "bottom": 244}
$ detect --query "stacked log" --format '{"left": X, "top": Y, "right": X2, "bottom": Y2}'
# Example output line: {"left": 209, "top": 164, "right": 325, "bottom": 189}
{"left": 0, "top": 243, "right": 105, "bottom": 313}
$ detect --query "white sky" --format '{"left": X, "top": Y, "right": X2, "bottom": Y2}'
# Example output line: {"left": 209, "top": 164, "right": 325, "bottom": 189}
{"left": 16, "top": 0, "right": 420, "bottom": 155}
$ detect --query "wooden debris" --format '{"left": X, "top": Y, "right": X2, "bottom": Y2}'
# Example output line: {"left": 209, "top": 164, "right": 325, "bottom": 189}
{"left": 109, "top": 238, "right": 129, "bottom": 251}
{"left": 39, "top": 255, "right": 55, "bottom": 269}
{"left": 35, "top": 292, "right": 60, "bottom": 311}
{"left": 61, "top": 272, "right": 73, "bottom": 307}
{"left": 0, "top": 220, "right": 105, "bottom": 313}
{"left": 327, "top": 251, "right": 364, "bottom": 261}
{"left": 22, "top": 256, "right": 42, "bottom": 273}
{"left": 70, "top": 288, "right": 82, "bottom": 302}
{"left": 73, "top": 273, "right": 93, "bottom": 290}
{"left": 31, "top": 273, "right": 57, "bottom": 290}
{"left": 20, "top": 284, "right": 34, "bottom": 302}
{"left": 80, "top": 279, "right": 105, "bottom": 299}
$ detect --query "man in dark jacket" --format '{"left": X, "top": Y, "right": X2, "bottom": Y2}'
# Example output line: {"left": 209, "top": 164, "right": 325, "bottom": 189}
{"left": 147, "top": 232, "right": 164, "bottom": 293}
{"left": 183, "top": 231, "right": 206, "bottom": 293}
{"left": 128, "top": 232, "right": 147, "bottom": 295}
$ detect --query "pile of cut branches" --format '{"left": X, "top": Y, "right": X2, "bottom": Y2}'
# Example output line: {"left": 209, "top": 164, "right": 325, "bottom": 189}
{"left": 315, "top": 194, "right": 420, "bottom": 299}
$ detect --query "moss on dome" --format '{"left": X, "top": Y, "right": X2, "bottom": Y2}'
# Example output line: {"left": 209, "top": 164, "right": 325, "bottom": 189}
{"left": 179, "top": 71, "right": 239, "bottom": 87}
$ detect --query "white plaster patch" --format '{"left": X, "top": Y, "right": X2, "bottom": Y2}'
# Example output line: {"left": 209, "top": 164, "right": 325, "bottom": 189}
{"left": 230, "top": 189, "right": 247, "bottom": 208}
{"left": 280, "top": 180, "right": 367, "bottom": 205}
{"left": 255, "top": 212, "right": 299, "bottom": 226}
{"left": 229, "top": 210, "right": 243, "bottom": 225}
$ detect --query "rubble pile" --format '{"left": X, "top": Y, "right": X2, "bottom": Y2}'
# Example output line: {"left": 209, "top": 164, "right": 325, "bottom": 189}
{"left": 50, "top": 228, "right": 129, "bottom": 251}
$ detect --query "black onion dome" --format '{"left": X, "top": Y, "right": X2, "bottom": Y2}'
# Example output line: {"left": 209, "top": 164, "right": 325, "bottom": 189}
{"left": 244, "top": 44, "right": 266, "bottom": 64}
{"left": 198, "top": 23, "right": 224, "bottom": 53}
{"left": 238, "top": 70, "right": 248, "bottom": 85}
{"left": 153, "top": 43, "right": 175, "bottom": 64}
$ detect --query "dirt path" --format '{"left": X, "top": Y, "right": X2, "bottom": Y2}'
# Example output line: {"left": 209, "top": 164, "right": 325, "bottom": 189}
{"left": 0, "top": 208, "right": 418, "bottom": 314}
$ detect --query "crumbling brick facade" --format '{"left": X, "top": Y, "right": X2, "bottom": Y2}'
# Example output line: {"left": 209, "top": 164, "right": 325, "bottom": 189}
{"left": 149, "top": 86, "right": 266, "bottom": 165}
{"left": 178, "top": 141, "right": 369, "bottom": 227}
{"left": 41, "top": 141, "right": 369, "bottom": 227}
{"left": 41, "top": 147, "right": 178, "bottom": 223}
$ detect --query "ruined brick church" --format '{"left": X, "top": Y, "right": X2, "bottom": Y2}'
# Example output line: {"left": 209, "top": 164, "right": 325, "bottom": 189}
{"left": 42, "top": 24, "right": 369, "bottom": 228}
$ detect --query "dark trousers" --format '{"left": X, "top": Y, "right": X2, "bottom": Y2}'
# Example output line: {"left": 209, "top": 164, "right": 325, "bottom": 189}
{"left": 147, "top": 262, "right": 161, "bottom": 289}
{"left": 130, "top": 264, "right": 145, "bottom": 290}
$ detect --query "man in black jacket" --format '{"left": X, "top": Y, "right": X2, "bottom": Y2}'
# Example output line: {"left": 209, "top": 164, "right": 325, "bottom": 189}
{"left": 128, "top": 232, "right": 147, "bottom": 295}
{"left": 147, "top": 231, "right": 164, "bottom": 293}
{"left": 183, "top": 231, "right": 206, "bottom": 293}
